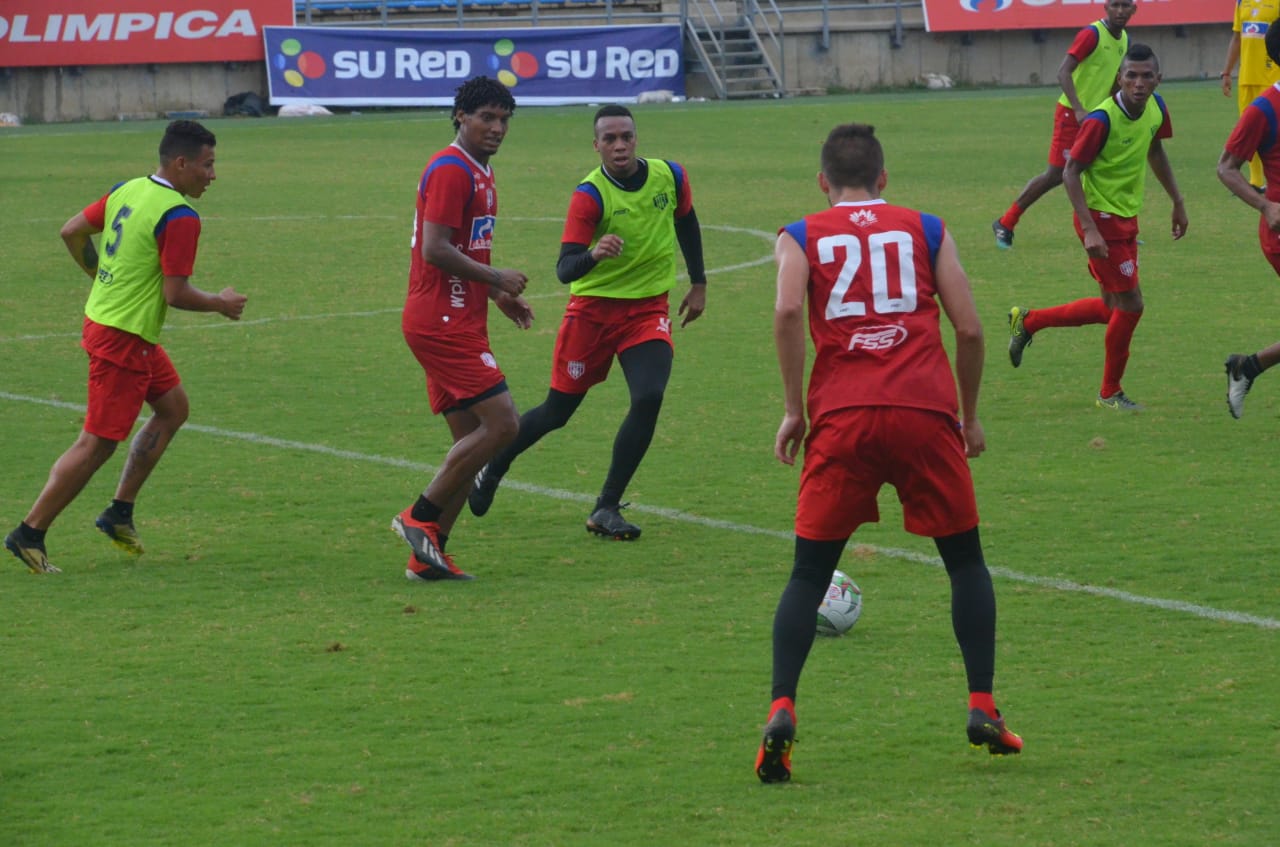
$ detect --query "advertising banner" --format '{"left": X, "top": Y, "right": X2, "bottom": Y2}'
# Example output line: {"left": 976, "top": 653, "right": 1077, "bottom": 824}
{"left": 922, "top": 0, "right": 1231, "bottom": 33}
{"left": 263, "top": 25, "right": 684, "bottom": 106}
{"left": 0, "top": 0, "right": 294, "bottom": 67}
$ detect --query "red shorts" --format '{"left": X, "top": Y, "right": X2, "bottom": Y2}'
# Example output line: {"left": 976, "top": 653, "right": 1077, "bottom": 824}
{"left": 1048, "top": 103, "right": 1081, "bottom": 169}
{"left": 795, "top": 406, "right": 979, "bottom": 541}
{"left": 81, "top": 318, "right": 181, "bottom": 441}
{"left": 403, "top": 327, "right": 507, "bottom": 415}
{"left": 1074, "top": 210, "right": 1140, "bottom": 293}
{"left": 549, "top": 293, "right": 672, "bottom": 394}
{"left": 1258, "top": 216, "right": 1280, "bottom": 275}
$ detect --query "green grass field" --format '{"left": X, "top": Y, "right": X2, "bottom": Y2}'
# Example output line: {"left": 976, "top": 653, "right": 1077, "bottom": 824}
{"left": 1, "top": 81, "right": 1277, "bottom": 846}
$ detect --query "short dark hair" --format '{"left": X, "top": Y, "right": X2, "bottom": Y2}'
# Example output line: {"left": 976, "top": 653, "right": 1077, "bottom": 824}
{"left": 159, "top": 120, "right": 215, "bottom": 163}
{"left": 594, "top": 104, "right": 633, "bottom": 123}
{"left": 1123, "top": 42, "right": 1158, "bottom": 71}
{"left": 820, "top": 123, "right": 884, "bottom": 192}
{"left": 593, "top": 104, "right": 634, "bottom": 135}
{"left": 1267, "top": 18, "right": 1280, "bottom": 65}
{"left": 452, "top": 76, "right": 516, "bottom": 130}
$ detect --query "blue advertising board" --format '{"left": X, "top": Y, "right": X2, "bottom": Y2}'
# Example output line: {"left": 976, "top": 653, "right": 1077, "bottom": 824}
{"left": 263, "top": 25, "right": 684, "bottom": 105}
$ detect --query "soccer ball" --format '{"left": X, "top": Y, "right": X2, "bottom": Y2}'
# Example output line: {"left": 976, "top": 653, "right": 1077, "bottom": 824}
{"left": 816, "top": 570, "right": 862, "bottom": 637}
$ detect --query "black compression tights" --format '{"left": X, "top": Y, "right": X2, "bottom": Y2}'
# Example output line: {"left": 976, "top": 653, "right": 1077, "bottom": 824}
{"left": 769, "top": 527, "right": 997, "bottom": 703}
{"left": 486, "top": 340, "right": 672, "bottom": 506}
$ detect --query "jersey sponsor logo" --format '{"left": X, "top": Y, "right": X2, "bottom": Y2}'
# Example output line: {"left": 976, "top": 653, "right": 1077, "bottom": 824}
{"left": 848, "top": 324, "right": 908, "bottom": 352}
{"left": 469, "top": 215, "right": 495, "bottom": 252}
{"left": 1244, "top": 21, "right": 1268, "bottom": 37}
{"left": 847, "top": 209, "right": 879, "bottom": 227}
{"left": 449, "top": 279, "right": 468, "bottom": 310}
{"left": 567, "top": 360, "right": 586, "bottom": 379}
{"left": 481, "top": 352, "right": 498, "bottom": 369}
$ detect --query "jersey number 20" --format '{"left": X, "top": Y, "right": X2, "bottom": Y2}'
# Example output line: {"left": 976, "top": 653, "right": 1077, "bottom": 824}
{"left": 820, "top": 231, "right": 917, "bottom": 320}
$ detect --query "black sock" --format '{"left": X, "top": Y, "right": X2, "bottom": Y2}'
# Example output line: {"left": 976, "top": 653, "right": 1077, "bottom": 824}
{"left": 111, "top": 499, "right": 134, "bottom": 521}
{"left": 438, "top": 532, "right": 449, "bottom": 553}
{"left": 1244, "top": 354, "right": 1264, "bottom": 380}
{"left": 410, "top": 496, "right": 443, "bottom": 524}
{"left": 18, "top": 522, "right": 47, "bottom": 546}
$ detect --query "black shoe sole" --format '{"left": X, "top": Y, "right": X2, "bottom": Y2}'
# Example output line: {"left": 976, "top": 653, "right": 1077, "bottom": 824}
{"left": 586, "top": 523, "right": 641, "bottom": 541}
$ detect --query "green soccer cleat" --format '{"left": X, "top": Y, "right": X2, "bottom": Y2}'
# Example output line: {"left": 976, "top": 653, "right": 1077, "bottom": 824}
{"left": 95, "top": 508, "right": 145, "bottom": 555}
{"left": 1096, "top": 391, "right": 1143, "bottom": 412}
{"left": 1008, "top": 306, "right": 1033, "bottom": 368}
{"left": 992, "top": 219, "right": 1014, "bottom": 250}
{"left": 5, "top": 529, "right": 61, "bottom": 574}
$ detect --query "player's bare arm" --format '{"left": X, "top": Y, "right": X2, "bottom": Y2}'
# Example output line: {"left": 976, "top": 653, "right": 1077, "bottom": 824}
{"left": 490, "top": 290, "right": 535, "bottom": 329}
{"left": 1147, "top": 139, "right": 1187, "bottom": 239}
{"left": 932, "top": 231, "right": 986, "bottom": 458}
{"left": 1221, "top": 32, "right": 1240, "bottom": 97}
{"left": 679, "top": 284, "right": 706, "bottom": 328}
{"left": 422, "top": 219, "right": 527, "bottom": 296}
{"left": 163, "top": 275, "right": 247, "bottom": 320}
{"left": 1217, "top": 149, "right": 1280, "bottom": 231}
{"left": 773, "top": 232, "right": 809, "bottom": 466}
{"left": 59, "top": 212, "right": 102, "bottom": 280}
{"left": 1057, "top": 55, "right": 1086, "bottom": 119}
{"left": 1063, "top": 157, "right": 1107, "bottom": 258}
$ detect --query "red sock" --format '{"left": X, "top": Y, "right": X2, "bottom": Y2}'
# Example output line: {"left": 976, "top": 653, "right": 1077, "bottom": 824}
{"left": 1023, "top": 297, "right": 1110, "bottom": 335}
{"left": 769, "top": 696, "right": 796, "bottom": 719}
{"left": 999, "top": 204, "right": 1023, "bottom": 230}
{"left": 969, "top": 692, "right": 996, "bottom": 715}
{"left": 1101, "top": 309, "right": 1142, "bottom": 397}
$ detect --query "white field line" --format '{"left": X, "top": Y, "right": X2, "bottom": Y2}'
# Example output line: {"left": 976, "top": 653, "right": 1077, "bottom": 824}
{"left": 0, "top": 219, "right": 774, "bottom": 344}
{"left": 1, "top": 389, "right": 1277, "bottom": 631}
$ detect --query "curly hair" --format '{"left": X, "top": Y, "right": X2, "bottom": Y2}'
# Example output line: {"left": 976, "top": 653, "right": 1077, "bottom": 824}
{"left": 452, "top": 76, "right": 516, "bottom": 130}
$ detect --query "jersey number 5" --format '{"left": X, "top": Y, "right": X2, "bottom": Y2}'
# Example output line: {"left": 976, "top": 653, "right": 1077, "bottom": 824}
{"left": 820, "top": 231, "right": 917, "bottom": 320}
{"left": 105, "top": 205, "right": 133, "bottom": 258}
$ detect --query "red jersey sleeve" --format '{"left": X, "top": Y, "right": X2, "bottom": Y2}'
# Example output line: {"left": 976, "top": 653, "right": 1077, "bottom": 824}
{"left": 1226, "top": 104, "right": 1268, "bottom": 162}
{"left": 1154, "top": 97, "right": 1173, "bottom": 141}
{"left": 1069, "top": 113, "right": 1109, "bottom": 166}
{"left": 561, "top": 186, "right": 603, "bottom": 245}
{"left": 421, "top": 161, "right": 475, "bottom": 230}
{"left": 155, "top": 208, "right": 202, "bottom": 277}
{"left": 83, "top": 195, "right": 109, "bottom": 230}
{"left": 669, "top": 160, "right": 694, "bottom": 217}
{"left": 1065, "top": 25, "right": 1100, "bottom": 62}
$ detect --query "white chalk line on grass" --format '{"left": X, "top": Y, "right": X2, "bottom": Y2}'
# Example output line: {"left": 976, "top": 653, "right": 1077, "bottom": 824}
{"left": 2, "top": 389, "right": 1277, "bottom": 631}
{"left": 1, "top": 219, "right": 774, "bottom": 345}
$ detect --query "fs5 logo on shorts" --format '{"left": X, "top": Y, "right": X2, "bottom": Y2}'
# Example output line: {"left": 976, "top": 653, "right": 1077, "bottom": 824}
{"left": 469, "top": 216, "right": 495, "bottom": 252}
{"left": 849, "top": 325, "right": 908, "bottom": 352}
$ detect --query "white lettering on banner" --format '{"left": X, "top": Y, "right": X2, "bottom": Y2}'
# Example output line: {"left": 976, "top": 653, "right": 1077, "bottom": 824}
{"left": 394, "top": 48, "right": 470, "bottom": 80}
{"left": 335, "top": 50, "right": 386, "bottom": 79}
{"left": 545, "top": 49, "right": 596, "bottom": 78}
{"left": 0, "top": 10, "right": 258, "bottom": 43}
{"left": 605, "top": 46, "right": 679, "bottom": 80}
{"left": 546, "top": 47, "right": 678, "bottom": 80}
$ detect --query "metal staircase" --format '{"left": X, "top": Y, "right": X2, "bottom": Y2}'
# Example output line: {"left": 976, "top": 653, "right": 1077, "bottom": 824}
{"left": 683, "top": 0, "right": 785, "bottom": 99}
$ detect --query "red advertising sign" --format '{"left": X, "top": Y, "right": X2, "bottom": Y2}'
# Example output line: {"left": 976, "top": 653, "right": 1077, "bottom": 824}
{"left": 0, "top": 0, "right": 294, "bottom": 67}
{"left": 922, "top": 0, "right": 1232, "bottom": 33}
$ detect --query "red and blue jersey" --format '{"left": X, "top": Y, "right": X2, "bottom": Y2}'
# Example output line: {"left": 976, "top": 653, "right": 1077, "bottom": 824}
{"left": 404, "top": 143, "right": 498, "bottom": 336}
{"left": 1226, "top": 83, "right": 1280, "bottom": 202}
{"left": 779, "top": 199, "right": 959, "bottom": 423}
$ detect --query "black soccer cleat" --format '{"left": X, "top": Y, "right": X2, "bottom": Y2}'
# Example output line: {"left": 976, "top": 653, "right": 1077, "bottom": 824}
{"left": 586, "top": 503, "right": 641, "bottom": 540}
{"left": 756, "top": 707, "right": 796, "bottom": 784}
{"left": 468, "top": 463, "right": 502, "bottom": 517}
{"left": 967, "top": 707, "right": 1023, "bottom": 755}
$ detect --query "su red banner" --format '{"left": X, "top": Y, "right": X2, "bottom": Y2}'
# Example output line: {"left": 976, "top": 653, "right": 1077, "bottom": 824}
{"left": 0, "top": 0, "right": 294, "bottom": 67}
{"left": 922, "top": 0, "right": 1231, "bottom": 32}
